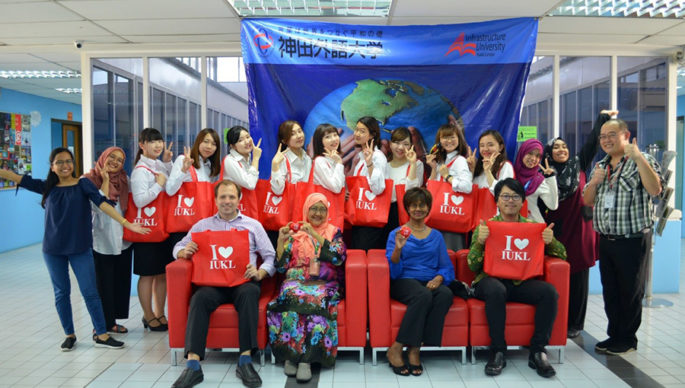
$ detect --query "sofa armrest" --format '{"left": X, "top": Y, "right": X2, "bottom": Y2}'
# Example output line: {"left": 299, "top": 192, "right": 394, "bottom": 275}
{"left": 455, "top": 249, "right": 475, "bottom": 285}
{"left": 166, "top": 259, "right": 193, "bottom": 347}
{"left": 367, "top": 249, "right": 391, "bottom": 347}
{"left": 344, "top": 249, "right": 367, "bottom": 346}
{"left": 543, "top": 257, "right": 570, "bottom": 345}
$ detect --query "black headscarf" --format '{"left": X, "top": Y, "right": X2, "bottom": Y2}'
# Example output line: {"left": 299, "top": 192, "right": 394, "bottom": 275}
{"left": 544, "top": 138, "right": 579, "bottom": 202}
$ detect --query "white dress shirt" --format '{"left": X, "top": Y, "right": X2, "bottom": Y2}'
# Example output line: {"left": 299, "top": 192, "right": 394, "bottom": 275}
{"left": 270, "top": 148, "right": 312, "bottom": 195}
{"left": 436, "top": 151, "right": 473, "bottom": 194}
{"left": 525, "top": 176, "right": 559, "bottom": 223}
{"left": 222, "top": 149, "right": 258, "bottom": 190}
{"left": 166, "top": 155, "right": 217, "bottom": 196}
{"left": 312, "top": 156, "right": 345, "bottom": 194}
{"left": 130, "top": 155, "right": 172, "bottom": 208}
{"left": 350, "top": 148, "right": 388, "bottom": 195}
{"left": 92, "top": 196, "right": 132, "bottom": 254}
{"left": 473, "top": 161, "right": 515, "bottom": 194}
{"left": 386, "top": 160, "right": 424, "bottom": 202}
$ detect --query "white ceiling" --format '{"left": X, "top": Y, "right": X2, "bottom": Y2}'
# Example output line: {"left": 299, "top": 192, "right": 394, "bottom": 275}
{"left": 0, "top": 0, "right": 684, "bottom": 105}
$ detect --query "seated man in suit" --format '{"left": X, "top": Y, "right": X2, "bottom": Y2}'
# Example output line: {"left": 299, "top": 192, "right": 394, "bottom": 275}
{"left": 468, "top": 178, "right": 566, "bottom": 378}
{"left": 171, "top": 180, "right": 276, "bottom": 388}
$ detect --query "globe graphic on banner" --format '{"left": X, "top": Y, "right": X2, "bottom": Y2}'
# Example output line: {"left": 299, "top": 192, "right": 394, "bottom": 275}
{"left": 303, "top": 79, "right": 463, "bottom": 156}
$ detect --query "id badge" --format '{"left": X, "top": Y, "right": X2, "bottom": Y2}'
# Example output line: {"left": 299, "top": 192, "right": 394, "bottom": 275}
{"left": 603, "top": 192, "right": 615, "bottom": 209}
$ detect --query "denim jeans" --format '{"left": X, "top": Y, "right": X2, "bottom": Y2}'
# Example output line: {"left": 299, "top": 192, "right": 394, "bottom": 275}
{"left": 43, "top": 250, "right": 107, "bottom": 335}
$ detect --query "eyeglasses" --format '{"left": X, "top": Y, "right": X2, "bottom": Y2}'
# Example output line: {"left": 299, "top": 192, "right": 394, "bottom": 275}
{"left": 53, "top": 159, "right": 74, "bottom": 166}
{"left": 309, "top": 206, "right": 328, "bottom": 214}
{"left": 598, "top": 132, "right": 619, "bottom": 141}
{"left": 499, "top": 194, "right": 522, "bottom": 202}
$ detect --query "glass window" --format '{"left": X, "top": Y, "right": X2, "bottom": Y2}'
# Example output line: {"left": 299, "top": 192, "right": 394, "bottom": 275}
{"left": 520, "top": 56, "right": 553, "bottom": 144}
{"left": 165, "top": 93, "right": 177, "bottom": 152}
{"left": 93, "top": 67, "right": 113, "bottom": 162}
{"left": 178, "top": 97, "right": 188, "bottom": 150}
{"left": 152, "top": 88, "right": 164, "bottom": 130}
{"left": 114, "top": 75, "right": 134, "bottom": 172}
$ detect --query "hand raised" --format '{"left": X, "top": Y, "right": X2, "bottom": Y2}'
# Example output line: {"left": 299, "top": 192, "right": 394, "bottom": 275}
{"left": 363, "top": 139, "right": 374, "bottom": 166}
{"left": 163, "top": 141, "right": 174, "bottom": 163}
{"left": 540, "top": 158, "right": 555, "bottom": 176}
{"left": 624, "top": 138, "right": 640, "bottom": 161}
{"left": 476, "top": 220, "right": 489, "bottom": 244}
{"left": 406, "top": 145, "right": 417, "bottom": 164}
{"left": 466, "top": 146, "right": 476, "bottom": 172}
{"left": 590, "top": 163, "right": 606, "bottom": 185}
{"left": 272, "top": 143, "right": 286, "bottom": 170}
{"left": 542, "top": 223, "right": 555, "bottom": 244}
{"left": 325, "top": 149, "right": 343, "bottom": 164}
{"left": 181, "top": 146, "right": 194, "bottom": 173}
{"left": 425, "top": 152, "right": 437, "bottom": 169}
{"left": 252, "top": 138, "right": 263, "bottom": 160}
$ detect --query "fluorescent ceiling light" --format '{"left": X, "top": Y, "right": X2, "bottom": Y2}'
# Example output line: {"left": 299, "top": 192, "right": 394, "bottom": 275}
{"left": 0, "top": 70, "right": 81, "bottom": 79}
{"left": 55, "top": 88, "right": 82, "bottom": 94}
{"left": 549, "top": 0, "right": 685, "bottom": 18}
{"left": 225, "top": 0, "right": 392, "bottom": 17}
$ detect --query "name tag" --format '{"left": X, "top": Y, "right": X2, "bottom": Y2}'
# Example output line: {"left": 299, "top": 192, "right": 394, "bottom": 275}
{"left": 603, "top": 192, "right": 615, "bottom": 209}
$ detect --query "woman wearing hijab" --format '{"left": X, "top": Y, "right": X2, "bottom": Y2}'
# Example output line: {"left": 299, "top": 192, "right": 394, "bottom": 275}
{"left": 84, "top": 147, "right": 133, "bottom": 334}
{"left": 513, "top": 139, "right": 558, "bottom": 223}
{"left": 544, "top": 110, "right": 615, "bottom": 338}
{"left": 268, "top": 193, "right": 347, "bottom": 383}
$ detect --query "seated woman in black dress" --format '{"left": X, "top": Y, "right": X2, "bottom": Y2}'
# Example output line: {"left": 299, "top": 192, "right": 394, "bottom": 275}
{"left": 385, "top": 187, "right": 455, "bottom": 376}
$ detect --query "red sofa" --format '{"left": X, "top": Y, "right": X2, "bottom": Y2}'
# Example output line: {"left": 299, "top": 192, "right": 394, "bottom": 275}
{"left": 367, "top": 249, "right": 469, "bottom": 365}
{"left": 166, "top": 258, "right": 277, "bottom": 366}
{"left": 454, "top": 249, "right": 570, "bottom": 363}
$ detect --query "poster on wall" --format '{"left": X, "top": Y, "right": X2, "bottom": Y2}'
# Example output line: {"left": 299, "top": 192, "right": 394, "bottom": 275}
{"left": 0, "top": 112, "right": 32, "bottom": 190}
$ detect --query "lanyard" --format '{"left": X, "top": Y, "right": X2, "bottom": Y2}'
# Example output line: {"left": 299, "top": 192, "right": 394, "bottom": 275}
{"left": 606, "top": 157, "right": 626, "bottom": 189}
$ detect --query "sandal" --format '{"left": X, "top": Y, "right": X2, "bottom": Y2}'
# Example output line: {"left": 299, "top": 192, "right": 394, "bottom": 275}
{"left": 109, "top": 324, "right": 128, "bottom": 334}
{"left": 156, "top": 315, "right": 168, "bottom": 325}
{"left": 389, "top": 362, "right": 410, "bottom": 376}
{"left": 408, "top": 364, "right": 423, "bottom": 376}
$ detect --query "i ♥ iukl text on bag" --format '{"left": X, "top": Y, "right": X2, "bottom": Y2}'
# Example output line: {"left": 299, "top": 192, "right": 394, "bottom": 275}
{"left": 190, "top": 230, "right": 250, "bottom": 287}
{"left": 165, "top": 167, "right": 214, "bottom": 233}
{"left": 483, "top": 221, "right": 546, "bottom": 281}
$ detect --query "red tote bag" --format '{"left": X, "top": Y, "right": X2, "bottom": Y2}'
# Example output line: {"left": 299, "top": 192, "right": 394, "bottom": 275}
{"left": 293, "top": 159, "right": 345, "bottom": 230}
{"left": 483, "top": 221, "right": 546, "bottom": 281}
{"left": 424, "top": 180, "right": 477, "bottom": 233}
{"left": 190, "top": 230, "right": 251, "bottom": 287}
{"left": 214, "top": 156, "right": 258, "bottom": 219}
{"left": 165, "top": 167, "right": 214, "bottom": 233}
{"left": 475, "top": 187, "right": 528, "bottom": 229}
{"left": 256, "top": 179, "right": 294, "bottom": 230}
{"left": 395, "top": 184, "right": 409, "bottom": 225}
{"left": 344, "top": 176, "right": 393, "bottom": 228}
{"left": 123, "top": 192, "right": 169, "bottom": 243}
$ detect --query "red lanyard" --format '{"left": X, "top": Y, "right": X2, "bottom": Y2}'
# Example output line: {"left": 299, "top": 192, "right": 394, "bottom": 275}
{"left": 606, "top": 157, "right": 626, "bottom": 189}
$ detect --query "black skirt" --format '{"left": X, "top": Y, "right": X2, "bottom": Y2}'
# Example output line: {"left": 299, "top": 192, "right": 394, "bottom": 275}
{"left": 133, "top": 232, "right": 184, "bottom": 276}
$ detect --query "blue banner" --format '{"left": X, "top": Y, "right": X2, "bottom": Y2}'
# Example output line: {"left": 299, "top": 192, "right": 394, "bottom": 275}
{"left": 241, "top": 18, "right": 537, "bottom": 177}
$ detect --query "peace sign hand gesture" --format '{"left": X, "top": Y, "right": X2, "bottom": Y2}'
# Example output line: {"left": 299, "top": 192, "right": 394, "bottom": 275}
{"left": 483, "top": 151, "right": 499, "bottom": 171}
{"left": 272, "top": 143, "right": 286, "bottom": 171}
{"left": 252, "top": 138, "right": 263, "bottom": 161}
{"left": 181, "top": 146, "right": 194, "bottom": 173}
{"left": 426, "top": 149, "right": 438, "bottom": 169}
{"left": 162, "top": 142, "right": 174, "bottom": 163}
{"left": 325, "top": 149, "right": 342, "bottom": 165}
{"left": 540, "top": 158, "right": 555, "bottom": 176}
{"left": 466, "top": 146, "right": 476, "bottom": 172}
{"left": 96, "top": 163, "right": 109, "bottom": 183}
{"left": 406, "top": 145, "right": 417, "bottom": 165}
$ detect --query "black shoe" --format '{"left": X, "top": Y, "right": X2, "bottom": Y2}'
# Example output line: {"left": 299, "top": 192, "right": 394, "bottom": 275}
{"left": 93, "top": 336, "right": 125, "bottom": 349}
{"left": 567, "top": 329, "right": 581, "bottom": 338}
{"left": 172, "top": 367, "right": 204, "bottom": 388}
{"left": 595, "top": 337, "right": 616, "bottom": 353}
{"left": 528, "top": 352, "right": 556, "bottom": 378}
{"left": 484, "top": 351, "right": 506, "bottom": 376}
{"left": 236, "top": 363, "right": 262, "bottom": 388}
{"left": 61, "top": 336, "right": 76, "bottom": 352}
{"left": 605, "top": 343, "right": 636, "bottom": 355}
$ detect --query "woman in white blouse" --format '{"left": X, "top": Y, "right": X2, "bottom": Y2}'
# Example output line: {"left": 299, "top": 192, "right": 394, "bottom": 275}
{"left": 130, "top": 127, "right": 173, "bottom": 332}
{"left": 468, "top": 130, "right": 514, "bottom": 193}
{"left": 222, "top": 126, "right": 262, "bottom": 190}
{"left": 270, "top": 120, "right": 311, "bottom": 195}
{"left": 426, "top": 124, "right": 473, "bottom": 251}
{"left": 385, "top": 127, "right": 424, "bottom": 234}
{"left": 311, "top": 123, "right": 345, "bottom": 193}
{"left": 349, "top": 116, "right": 388, "bottom": 251}
{"left": 166, "top": 128, "right": 221, "bottom": 196}
{"left": 513, "top": 138, "right": 558, "bottom": 223}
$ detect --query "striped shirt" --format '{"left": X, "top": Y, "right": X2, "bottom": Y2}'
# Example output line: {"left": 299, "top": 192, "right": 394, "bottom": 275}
{"left": 587, "top": 152, "right": 661, "bottom": 236}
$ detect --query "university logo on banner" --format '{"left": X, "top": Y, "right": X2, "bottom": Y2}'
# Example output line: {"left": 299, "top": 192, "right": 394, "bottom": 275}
{"left": 240, "top": 18, "right": 537, "bottom": 178}
{"left": 483, "top": 221, "right": 546, "bottom": 281}
{"left": 191, "top": 230, "right": 250, "bottom": 287}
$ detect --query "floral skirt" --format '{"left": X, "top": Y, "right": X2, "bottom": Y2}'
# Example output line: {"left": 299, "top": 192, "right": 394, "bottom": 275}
{"left": 267, "top": 278, "right": 340, "bottom": 366}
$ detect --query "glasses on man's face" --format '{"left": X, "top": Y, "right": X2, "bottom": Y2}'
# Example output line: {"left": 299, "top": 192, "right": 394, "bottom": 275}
{"left": 53, "top": 159, "right": 74, "bottom": 166}
{"left": 598, "top": 132, "right": 619, "bottom": 141}
{"left": 499, "top": 194, "right": 522, "bottom": 202}
{"left": 309, "top": 206, "right": 328, "bottom": 214}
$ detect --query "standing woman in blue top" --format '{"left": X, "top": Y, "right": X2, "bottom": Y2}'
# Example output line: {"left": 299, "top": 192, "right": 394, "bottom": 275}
{"left": 385, "top": 187, "right": 454, "bottom": 376}
{"left": 349, "top": 116, "right": 389, "bottom": 250}
{"left": 130, "top": 127, "right": 174, "bottom": 331}
{"left": 0, "top": 148, "right": 149, "bottom": 351}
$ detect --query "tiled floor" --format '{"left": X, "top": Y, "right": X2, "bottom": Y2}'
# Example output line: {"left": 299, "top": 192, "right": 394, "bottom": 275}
{"left": 0, "top": 242, "right": 684, "bottom": 388}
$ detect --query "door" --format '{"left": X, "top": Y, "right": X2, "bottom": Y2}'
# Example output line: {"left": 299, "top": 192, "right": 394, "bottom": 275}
{"left": 62, "top": 123, "right": 83, "bottom": 176}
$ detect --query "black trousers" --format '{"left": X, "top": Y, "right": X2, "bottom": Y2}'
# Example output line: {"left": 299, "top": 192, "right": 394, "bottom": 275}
{"left": 474, "top": 277, "right": 558, "bottom": 353}
{"left": 568, "top": 268, "right": 589, "bottom": 331}
{"left": 390, "top": 278, "right": 453, "bottom": 347}
{"left": 350, "top": 225, "right": 387, "bottom": 251}
{"left": 93, "top": 247, "right": 133, "bottom": 329}
{"left": 185, "top": 282, "right": 261, "bottom": 359}
{"left": 598, "top": 233, "right": 650, "bottom": 348}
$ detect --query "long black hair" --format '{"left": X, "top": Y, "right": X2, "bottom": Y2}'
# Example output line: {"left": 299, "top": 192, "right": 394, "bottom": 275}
{"left": 135, "top": 128, "right": 164, "bottom": 164}
{"left": 473, "top": 129, "right": 508, "bottom": 178}
{"left": 42, "top": 147, "right": 75, "bottom": 208}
